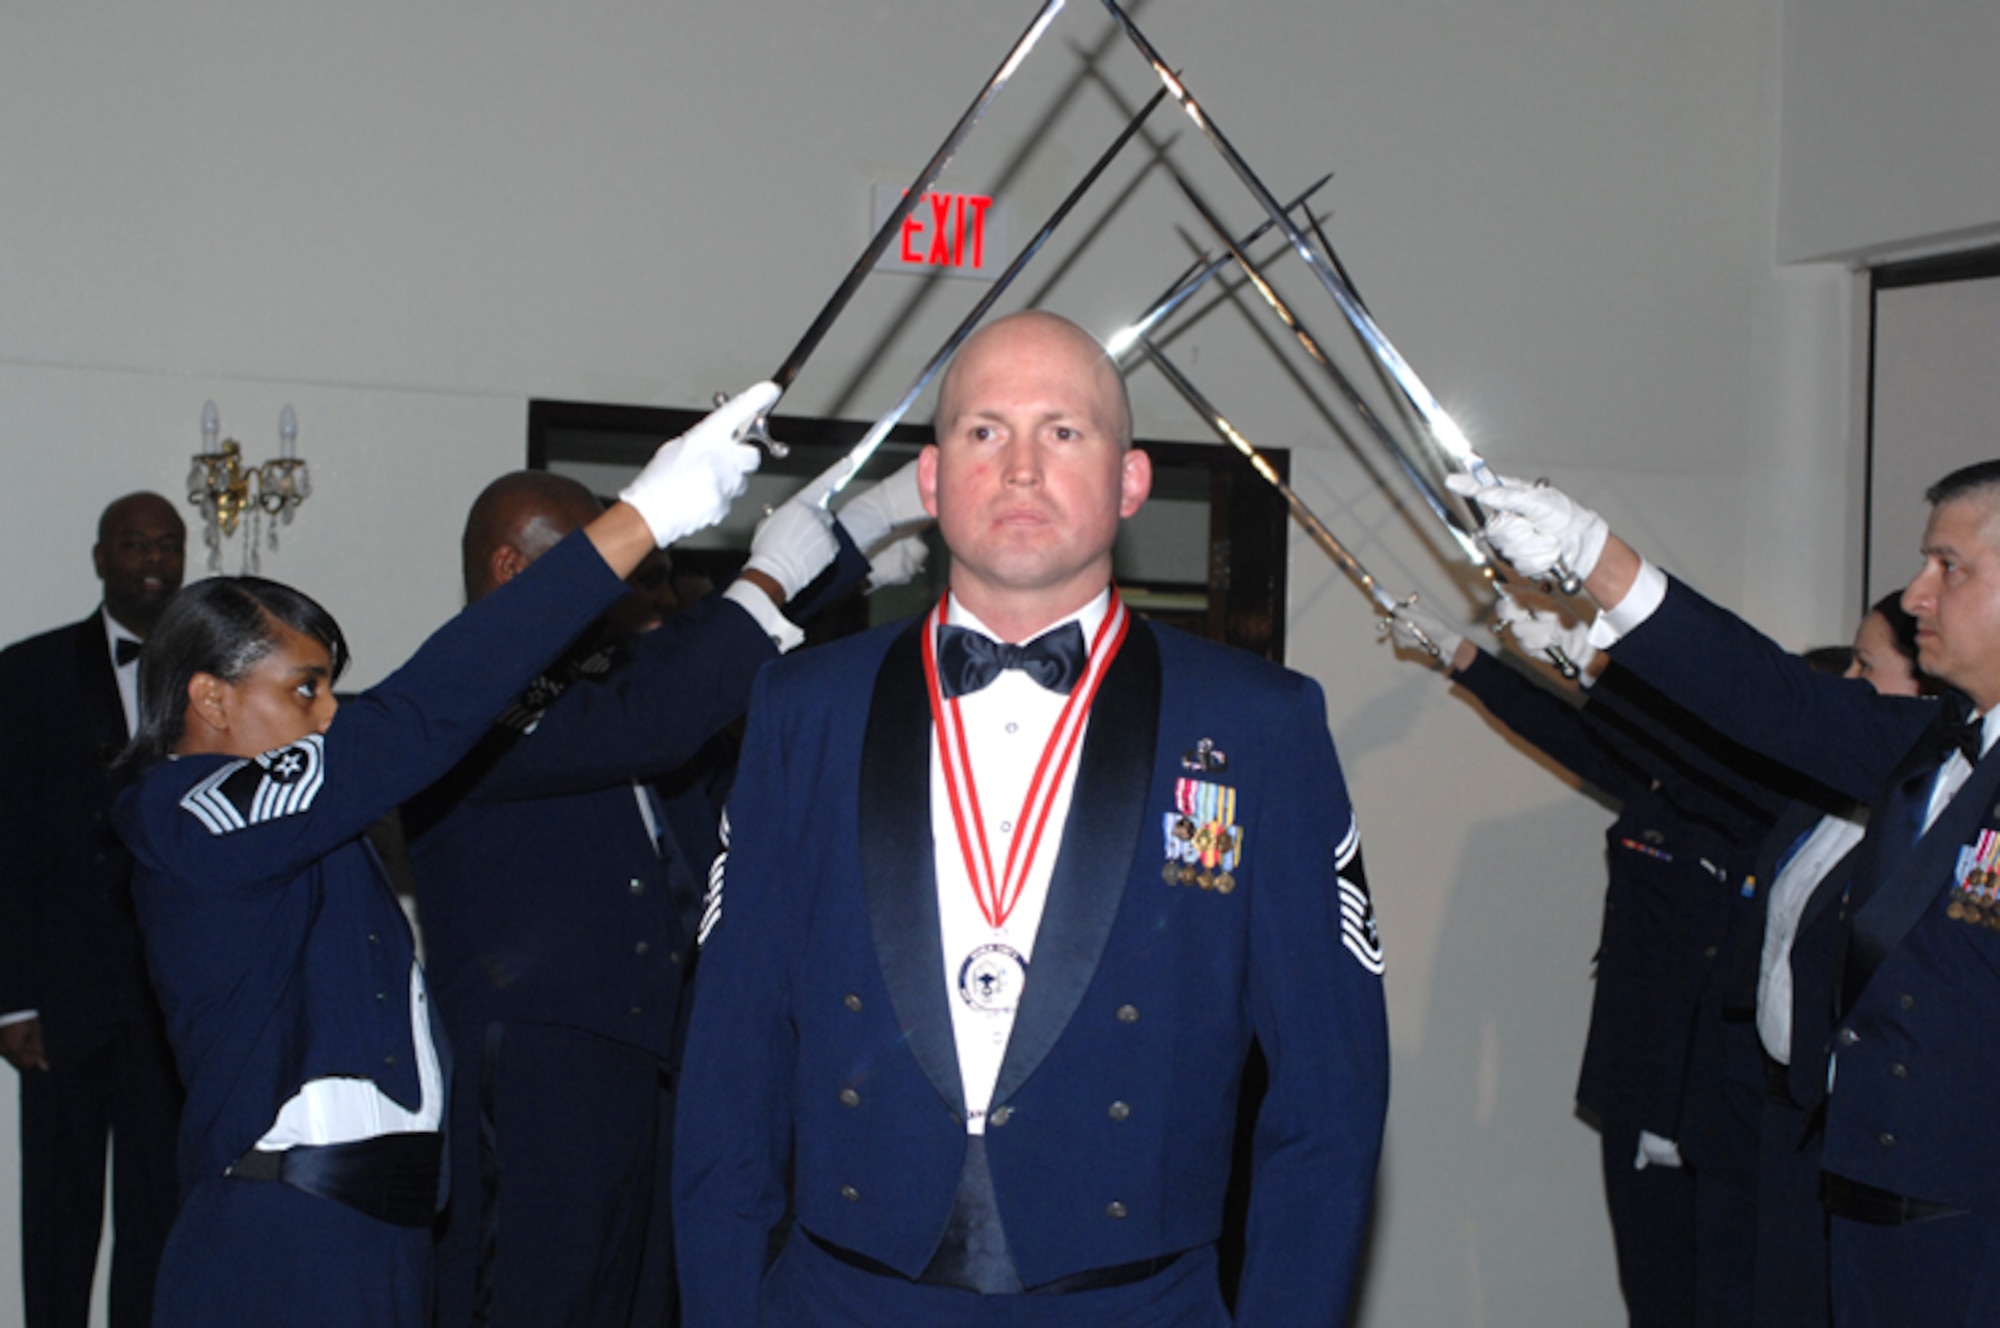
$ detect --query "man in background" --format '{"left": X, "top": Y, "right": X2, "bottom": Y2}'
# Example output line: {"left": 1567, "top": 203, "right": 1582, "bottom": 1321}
{"left": 0, "top": 493, "right": 186, "bottom": 1328}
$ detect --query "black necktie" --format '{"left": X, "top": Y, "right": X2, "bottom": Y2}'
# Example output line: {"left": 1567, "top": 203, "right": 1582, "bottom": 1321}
{"left": 935, "top": 622, "right": 1086, "bottom": 699}
{"left": 115, "top": 637, "right": 144, "bottom": 667}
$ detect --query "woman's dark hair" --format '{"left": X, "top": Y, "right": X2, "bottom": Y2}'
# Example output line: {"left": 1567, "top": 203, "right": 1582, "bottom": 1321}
{"left": 1869, "top": 590, "right": 1922, "bottom": 667}
{"left": 124, "top": 577, "right": 349, "bottom": 768}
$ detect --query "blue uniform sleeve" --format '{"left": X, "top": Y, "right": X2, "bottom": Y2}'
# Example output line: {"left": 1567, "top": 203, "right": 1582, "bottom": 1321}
{"left": 1453, "top": 649, "right": 1656, "bottom": 800}
{"left": 1610, "top": 577, "right": 1934, "bottom": 802}
{"left": 133, "top": 531, "right": 628, "bottom": 894}
{"left": 673, "top": 663, "right": 801, "bottom": 1327}
{"left": 1234, "top": 675, "right": 1390, "bottom": 1326}
{"left": 452, "top": 596, "right": 776, "bottom": 804}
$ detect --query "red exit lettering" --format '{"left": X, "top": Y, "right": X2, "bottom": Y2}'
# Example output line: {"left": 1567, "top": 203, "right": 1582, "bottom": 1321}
{"left": 898, "top": 191, "right": 994, "bottom": 270}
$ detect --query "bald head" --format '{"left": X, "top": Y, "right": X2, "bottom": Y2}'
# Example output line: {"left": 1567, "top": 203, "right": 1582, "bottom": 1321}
{"left": 95, "top": 492, "right": 186, "bottom": 637}
{"left": 462, "top": 471, "right": 604, "bottom": 602}
{"left": 936, "top": 311, "right": 1132, "bottom": 449}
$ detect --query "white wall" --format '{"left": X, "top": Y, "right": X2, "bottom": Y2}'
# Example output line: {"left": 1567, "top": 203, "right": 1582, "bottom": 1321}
{"left": 0, "top": 0, "right": 1918, "bottom": 1323}
{"left": 1777, "top": 0, "right": 2000, "bottom": 263}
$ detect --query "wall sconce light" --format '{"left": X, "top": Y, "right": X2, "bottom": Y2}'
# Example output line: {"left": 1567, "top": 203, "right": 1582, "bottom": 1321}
{"left": 187, "top": 400, "right": 312, "bottom": 574}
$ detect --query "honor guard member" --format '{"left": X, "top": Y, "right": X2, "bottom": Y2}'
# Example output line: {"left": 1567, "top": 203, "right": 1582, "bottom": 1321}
{"left": 1460, "top": 460, "right": 2000, "bottom": 1328}
{"left": 0, "top": 493, "right": 186, "bottom": 1328}
{"left": 112, "top": 389, "right": 773, "bottom": 1328}
{"left": 674, "top": 312, "right": 1390, "bottom": 1328}
{"left": 407, "top": 457, "right": 927, "bottom": 1328}
{"left": 1388, "top": 596, "right": 1788, "bottom": 1328}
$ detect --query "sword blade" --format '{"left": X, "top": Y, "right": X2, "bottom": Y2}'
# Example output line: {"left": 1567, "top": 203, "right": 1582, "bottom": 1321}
{"left": 1171, "top": 171, "right": 1489, "bottom": 569}
{"left": 1142, "top": 339, "right": 1441, "bottom": 655}
{"left": 1102, "top": 173, "right": 1333, "bottom": 362}
{"left": 1099, "top": 0, "right": 1574, "bottom": 583}
{"left": 813, "top": 86, "right": 1168, "bottom": 508}
{"left": 770, "top": 0, "right": 1068, "bottom": 397}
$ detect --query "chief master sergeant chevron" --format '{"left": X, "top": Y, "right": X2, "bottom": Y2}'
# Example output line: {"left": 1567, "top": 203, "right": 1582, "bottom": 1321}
{"left": 673, "top": 310, "right": 1390, "bottom": 1328}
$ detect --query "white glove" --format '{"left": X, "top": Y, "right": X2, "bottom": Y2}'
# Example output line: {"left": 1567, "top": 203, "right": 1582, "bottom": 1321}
{"left": 618, "top": 382, "right": 774, "bottom": 548}
{"left": 1386, "top": 599, "right": 1465, "bottom": 666}
{"left": 1446, "top": 473, "right": 1608, "bottom": 582}
{"left": 865, "top": 533, "right": 930, "bottom": 594}
{"left": 1495, "top": 593, "right": 1598, "bottom": 676}
{"left": 742, "top": 499, "right": 838, "bottom": 601}
{"left": 1633, "top": 1130, "right": 1684, "bottom": 1170}
{"left": 835, "top": 459, "right": 931, "bottom": 555}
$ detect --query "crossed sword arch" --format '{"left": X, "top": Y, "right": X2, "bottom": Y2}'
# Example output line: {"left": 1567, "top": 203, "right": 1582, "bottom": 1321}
{"left": 729, "top": 0, "right": 1568, "bottom": 665}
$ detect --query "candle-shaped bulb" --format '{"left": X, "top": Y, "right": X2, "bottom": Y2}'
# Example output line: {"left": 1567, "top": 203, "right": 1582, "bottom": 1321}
{"left": 279, "top": 405, "right": 298, "bottom": 460}
{"left": 202, "top": 400, "right": 220, "bottom": 449}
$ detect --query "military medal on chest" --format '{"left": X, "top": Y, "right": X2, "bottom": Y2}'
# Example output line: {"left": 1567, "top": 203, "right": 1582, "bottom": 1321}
{"left": 1949, "top": 829, "right": 2000, "bottom": 930}
{"left": 923, "top": 592, "right": 1131, "bottom": 1012}
{"left": 1162, "top": 774, "right": 1243, "bottom": 893}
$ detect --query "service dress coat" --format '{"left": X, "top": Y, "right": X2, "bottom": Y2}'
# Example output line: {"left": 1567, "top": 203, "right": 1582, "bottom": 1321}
{"left": 1605, "top": 576, "right": 2000, "bottom": 1324}
{"left": 113, "top": 532, "right": 627, "bottom": 1328}
{"left": 674, "top": 612, "right": 1390, "bottom": 1327}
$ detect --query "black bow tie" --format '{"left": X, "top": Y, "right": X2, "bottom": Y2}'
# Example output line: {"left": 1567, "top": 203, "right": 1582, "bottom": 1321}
{"left": 936, "top": 622, "right": 1087, "bottom": 699}
{"left": 115, "top": 638, "right": 144, "bottom": 667}
{"left": 1938, "top": 709, "right": 1987, "bottom": 767}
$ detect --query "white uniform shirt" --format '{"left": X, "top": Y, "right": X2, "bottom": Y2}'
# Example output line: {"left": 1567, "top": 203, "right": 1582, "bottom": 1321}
{"left": 930, "top": 591, "right": 1108, "bottom": 1135}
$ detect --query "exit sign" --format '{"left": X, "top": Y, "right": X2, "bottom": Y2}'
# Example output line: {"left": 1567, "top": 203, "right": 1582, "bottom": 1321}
{"left": 872, "top": 183, "right": 1010, "bottom": 281}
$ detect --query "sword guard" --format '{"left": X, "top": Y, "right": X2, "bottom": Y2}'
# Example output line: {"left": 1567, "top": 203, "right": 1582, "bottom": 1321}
{"left": 1530, "top": 478, "right": 1583, "bottom": 594}
{"left": 714, "top": 391, "right": 790, "bottom": 459}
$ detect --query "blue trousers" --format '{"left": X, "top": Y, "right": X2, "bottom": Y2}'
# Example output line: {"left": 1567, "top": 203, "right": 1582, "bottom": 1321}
{"left": 153, "top": 1174, "right": 431, "bottom": 1328}
{"left": 433, "top": 1020, "right": 676, "bottom": 1328}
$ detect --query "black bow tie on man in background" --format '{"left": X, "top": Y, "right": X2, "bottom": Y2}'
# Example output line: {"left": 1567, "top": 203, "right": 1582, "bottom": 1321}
{"left": 1938, "top": 708, "right": 1987, "bottom": 767}
{"left": 936, "top": 622, "right": 1087, "bottom": 700}
{"left": 115, "top": 638, "right": 144, "bottom": 666}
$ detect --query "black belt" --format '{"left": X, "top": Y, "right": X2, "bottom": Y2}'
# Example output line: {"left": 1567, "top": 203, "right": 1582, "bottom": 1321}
{"left": 226, "top": 1131, "right": 442, "bottom": 1227}
{"left": 1821, "top": 1172, "right": 1964, "bottom": 1226}
{"left": 804, "top": 1229, "right": 1184, "bottom": 1296}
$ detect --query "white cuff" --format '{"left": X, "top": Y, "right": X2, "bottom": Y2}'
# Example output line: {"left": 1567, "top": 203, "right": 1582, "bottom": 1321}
{"left": 723, "top": 579, "right": 805, "bottom": 654}
{"left": 1587, "top": 559, "right": 1668, "bottom": 650}
{"left": 0, "top": 1009, "right": 38, "bottom": 1028}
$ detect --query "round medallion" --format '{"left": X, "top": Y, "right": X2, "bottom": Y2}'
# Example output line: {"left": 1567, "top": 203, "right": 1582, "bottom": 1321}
{"left": 957, "top": 943, "right": 1028, "bottom": 1013}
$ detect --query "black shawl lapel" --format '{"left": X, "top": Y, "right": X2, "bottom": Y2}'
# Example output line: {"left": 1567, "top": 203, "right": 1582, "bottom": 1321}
{"left": 991, "top": 620, "right": 1161, "bottom": 1108}
{"left": 72, "top": 616, "right": 132, "bottom": 769}
{"left": 859, "top": 617, "right": 966, "bottom": 1118}
{"left": 1846, "top": 723, "right": 2000, "bottom": 1007}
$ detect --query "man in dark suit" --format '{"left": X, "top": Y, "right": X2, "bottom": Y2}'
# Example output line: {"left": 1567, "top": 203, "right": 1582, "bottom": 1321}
{"left": 0, "top": 492, "right": 186, "bottom": 1328}
{"left": 407, "top": 464, "right": 918, "bottom": 1328}
{"left": 674, "top": 311, "right": 1391, "bottom": 1327}
{"left": 1459, "top": 460, "right": 2000, "bottom": 1327}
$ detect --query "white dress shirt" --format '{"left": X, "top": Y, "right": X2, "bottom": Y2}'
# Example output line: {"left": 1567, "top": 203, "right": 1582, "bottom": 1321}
{"left": 930, "top": 590, "right": 1109, "bottom": 1135}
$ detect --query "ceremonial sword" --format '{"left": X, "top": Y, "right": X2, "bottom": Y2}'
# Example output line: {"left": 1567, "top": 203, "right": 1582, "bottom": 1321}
{"left": 1097, "top": 0, "right": 1584, "bottom": 593}
{"left": 807, "top": 86, "right": 1168, "bottom": 508}
{"left": 1169, "top": 170, "right": 1489, "bottom": 571}
{"left": 1101, "top": 173, "right": 1333, "bottom": 362}
{"left": 737, "top": 0, "right": 1069, "bottom": 458}
{"left": 1139, "top": 338, "right": 1442, "bottom": 658}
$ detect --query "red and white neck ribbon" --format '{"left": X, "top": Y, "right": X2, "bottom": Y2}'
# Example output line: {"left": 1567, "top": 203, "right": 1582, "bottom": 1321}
{"left": 922, "top": 590, "right": 1129, "bottom": 931}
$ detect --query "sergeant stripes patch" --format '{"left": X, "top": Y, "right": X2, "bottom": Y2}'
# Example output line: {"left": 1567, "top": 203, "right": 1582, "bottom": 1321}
{"left": 697, "top": 809, "right": 729, "bottom": 948}
{"left": 178, "top": 735, "right": 326, "bottom": 835}
{"left": 1334, "top": 815, "right": 1385, "bottom": 975}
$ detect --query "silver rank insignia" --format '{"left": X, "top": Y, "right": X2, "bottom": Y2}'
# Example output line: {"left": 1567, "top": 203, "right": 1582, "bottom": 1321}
{"left": 1335, "top": 815, "right": 1385, "bottom": 974}
{"left": 179, "top": 735, "right": 327, "bottom": 835}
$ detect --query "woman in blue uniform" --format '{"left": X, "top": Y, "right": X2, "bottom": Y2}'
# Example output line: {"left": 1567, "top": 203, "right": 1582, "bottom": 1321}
{"left": 111, "top": 385, "right": 778, "bottom": 1328}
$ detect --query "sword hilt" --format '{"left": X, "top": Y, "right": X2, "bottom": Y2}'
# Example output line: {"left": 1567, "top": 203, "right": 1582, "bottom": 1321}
{"left": 1532, "top": 478, "right": 1584, "bottom": 594}
{"left": 1489, "top": 593, "right": 1583, "bottom": 681}
{"left": 1378, "top": 592, "right": 1442, "bottom": 661}
{"left": 714, "top": 392, "right": 790, "bottom": 459}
